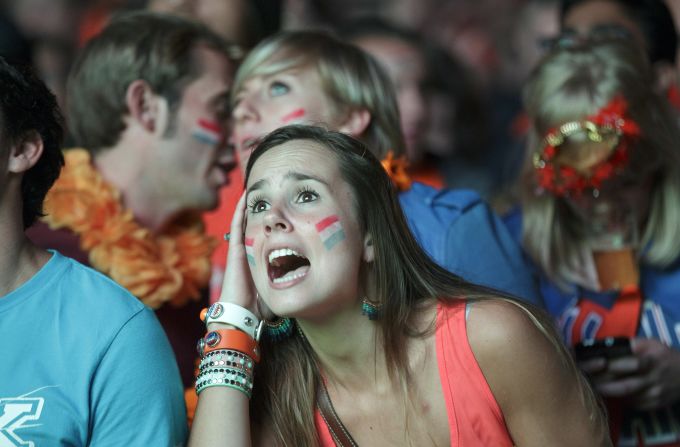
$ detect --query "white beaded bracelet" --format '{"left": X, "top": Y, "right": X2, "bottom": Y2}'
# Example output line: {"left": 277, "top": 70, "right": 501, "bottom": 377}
{"left": 205, "top": 302, "right": 263, "bottom": 340}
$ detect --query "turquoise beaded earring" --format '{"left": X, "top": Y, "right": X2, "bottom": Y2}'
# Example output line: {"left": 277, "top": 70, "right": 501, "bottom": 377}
{"left": 361, "top": 297, "right": 382, "bottom": 320}
{"left": 264, "top": 317, "right": 294, "bottom": 341}
{"left": 256, "top": 292, "right": 294, "bottom": 341}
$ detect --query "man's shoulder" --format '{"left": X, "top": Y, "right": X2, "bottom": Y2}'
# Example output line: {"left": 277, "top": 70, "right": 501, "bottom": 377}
{"left": 46, "top": 251, "right": 149, "bottom": 324}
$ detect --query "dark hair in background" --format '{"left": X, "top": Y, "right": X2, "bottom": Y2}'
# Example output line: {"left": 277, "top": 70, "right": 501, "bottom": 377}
{"left": 0, "top": 57, "right": 64, "bottom": 228}
{"left": 0, "top": 13, "right": 32, "bottom": 66}
{"left": 340, "top": 17, "right": 490, "bottom": 161}
{"left": 560, "top": 0, "right": 678, "bottom": 64}
{"left": 67, "top": 11, "right": 234, "bottom": 153}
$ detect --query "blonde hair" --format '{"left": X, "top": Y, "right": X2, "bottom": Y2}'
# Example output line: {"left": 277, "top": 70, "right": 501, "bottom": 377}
{"left": 521, "top": 40, "right": 680, "bottom": 288}
{"left": 232, "top": 30, "right": 405, "bottom": 159}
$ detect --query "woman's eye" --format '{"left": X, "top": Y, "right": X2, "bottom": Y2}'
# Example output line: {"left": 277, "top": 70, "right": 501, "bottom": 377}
{"left": 249, "top": 200, "right": 270, "bottom": 213}
{"left": 269, "top": 81, "right": 290, "bottom": 97}
{"left": 297, "top": 190, "right": 318, "bottom": 203}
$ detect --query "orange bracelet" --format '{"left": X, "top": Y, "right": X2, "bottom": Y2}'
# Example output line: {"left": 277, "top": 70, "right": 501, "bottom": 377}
{"left": 198, "top": 329, "right": 260, "bottom": 362}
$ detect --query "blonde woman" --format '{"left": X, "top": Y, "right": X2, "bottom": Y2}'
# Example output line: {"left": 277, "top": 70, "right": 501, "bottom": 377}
{"left": 506, "top": 40, "right": 680, "bottom": 445}
{"left": 190, "top": 124, "right": 608, "bottom": 446}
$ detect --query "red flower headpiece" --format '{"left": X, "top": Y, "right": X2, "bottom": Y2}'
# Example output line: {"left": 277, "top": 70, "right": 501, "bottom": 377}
{"left": 533, "top": 96, "right": 641, "bottom": 196}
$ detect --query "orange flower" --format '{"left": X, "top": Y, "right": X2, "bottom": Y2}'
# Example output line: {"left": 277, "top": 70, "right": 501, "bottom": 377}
{"left": 381, "top": 151, "right": 412, "bottom": 191}
{"left": 42, "top": 149, "right": 217, "bottom": 308}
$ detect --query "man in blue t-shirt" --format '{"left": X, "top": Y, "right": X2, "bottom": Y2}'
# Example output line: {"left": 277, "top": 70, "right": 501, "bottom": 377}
{"left": 0, "top": 58, "right": 187, "bottom": 445}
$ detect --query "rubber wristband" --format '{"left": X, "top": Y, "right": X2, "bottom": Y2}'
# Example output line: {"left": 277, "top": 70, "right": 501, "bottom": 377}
{"left": 198, "top": 329, "right": 260, "bottom": 362}
{"left": 202, "top": 303, "right": 263, "bottom": 341}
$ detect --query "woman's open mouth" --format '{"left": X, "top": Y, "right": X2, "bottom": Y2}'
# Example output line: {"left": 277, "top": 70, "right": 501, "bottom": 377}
{"left": 267, "top": 248, "right": 310, "bottom": 286}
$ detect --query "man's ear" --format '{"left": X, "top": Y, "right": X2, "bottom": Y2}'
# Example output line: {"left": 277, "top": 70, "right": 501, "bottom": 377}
{"left": 363, "top": 232, "right": 375, "bottom": 263}
{"left": 337, "top": 108, "right": 372, "bottom": 138}
{"left": 8, "top": 131, "right": 44, "bottom": 174}
{"left": 125, "top": 80, "right": 168, "bottom": 134}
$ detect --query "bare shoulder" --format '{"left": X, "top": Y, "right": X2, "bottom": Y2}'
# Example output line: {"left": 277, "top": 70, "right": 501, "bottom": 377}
{"left": 465, "top": 298, "right": 569, "bottom": 395}
{"left": 465, "top": 298, "right": 558, "bottom": 360}
{"left": 465, "top": 299, "right": 610, "bottom": 446}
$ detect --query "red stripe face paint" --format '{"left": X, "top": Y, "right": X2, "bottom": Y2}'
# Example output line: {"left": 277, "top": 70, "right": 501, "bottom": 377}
{"left": 192, "top": 119, "right": 224, "bottom": 146}
{"left": 245, "top": 237, "right": 255, "bottom": 266}
{"left": 280, "top": 108, "right": 306, "bottom": 124}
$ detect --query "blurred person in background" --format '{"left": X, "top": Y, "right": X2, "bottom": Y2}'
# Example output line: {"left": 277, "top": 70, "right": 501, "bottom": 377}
{"left": 28, "top": 12, "right": 238, "bottom": 388}
{"left": 343, "top": 18, "right": 495, "bottom": 196}
{"left": 340, "top": 18, "right": 488, "bottom": 195}
{"left": 0, "top": 57, "right": 186, "bottom": 446}
{"left": 147, "top": 0, "right": 281, "bottom": 51}
{"left": 489, "top": 0, "right": 561, "bottom": 212}
{"left": 4, "top": 0, "right": 87, "bottom": 110}
{"left": 506, "top": 40, "right": 680, "bottom": 445}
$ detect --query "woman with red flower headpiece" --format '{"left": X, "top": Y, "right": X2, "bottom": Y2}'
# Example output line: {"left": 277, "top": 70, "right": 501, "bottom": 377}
{"left": 504, "top": 39, "right": 680, "bottom": 446}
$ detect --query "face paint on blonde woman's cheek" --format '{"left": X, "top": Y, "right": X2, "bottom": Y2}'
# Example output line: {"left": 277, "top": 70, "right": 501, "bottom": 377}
{"left": 192, "top": 119, "right": 224, "bottom": 146}
{"left": 244, "top": 237, "right": 255, "bottom": 266}
{"left": 280, "top": 108, "right": 306, "bottom": 124}
{"left": 315, "top": 215, "right": 345, "bottom": 251}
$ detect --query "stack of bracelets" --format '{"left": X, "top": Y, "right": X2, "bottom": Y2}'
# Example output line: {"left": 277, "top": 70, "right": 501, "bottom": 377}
{"left": 195, "top": 302, "right": 263, "bottom": 398}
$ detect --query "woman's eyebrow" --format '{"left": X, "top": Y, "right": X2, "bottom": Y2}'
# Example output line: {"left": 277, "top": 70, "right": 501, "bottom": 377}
{"left": 285, "top": 171, "right": 329, "bottom": 187}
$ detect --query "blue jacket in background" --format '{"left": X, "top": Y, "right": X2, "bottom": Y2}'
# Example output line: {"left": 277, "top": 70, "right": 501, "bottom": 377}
{"left": 399, "top": 182, "right": 541, "bottom": 305}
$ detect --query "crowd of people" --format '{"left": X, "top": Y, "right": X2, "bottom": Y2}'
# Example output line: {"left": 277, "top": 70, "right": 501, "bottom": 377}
{"left": 2, "top": 0, "right": 680, "bottom": 445}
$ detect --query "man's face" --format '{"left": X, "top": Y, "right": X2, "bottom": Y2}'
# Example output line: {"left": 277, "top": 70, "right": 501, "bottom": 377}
{"left": 354, "top": 36, "right": 428, "bottom": 163}
{"left": 154, "top": 45, "right": 235, "bottom": 211}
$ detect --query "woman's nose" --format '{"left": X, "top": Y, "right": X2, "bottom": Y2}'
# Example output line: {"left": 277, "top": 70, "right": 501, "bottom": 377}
{"left": 263, "top": 209, "right": 292, "bottom": 234}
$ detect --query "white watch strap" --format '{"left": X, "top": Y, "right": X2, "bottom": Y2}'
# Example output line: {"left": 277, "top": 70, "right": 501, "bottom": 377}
{"left": 206, "top": 302, "right": 261, "bottom": 340}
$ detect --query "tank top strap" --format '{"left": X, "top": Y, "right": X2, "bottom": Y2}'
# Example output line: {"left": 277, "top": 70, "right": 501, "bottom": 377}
{"left": 435, "top": 299, "right": 513, "bottom": 446}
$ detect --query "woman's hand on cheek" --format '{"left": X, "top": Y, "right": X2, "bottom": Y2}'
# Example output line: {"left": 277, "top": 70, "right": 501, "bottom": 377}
{"left": 218, "top": 191, "right": 259, "bottom": 315}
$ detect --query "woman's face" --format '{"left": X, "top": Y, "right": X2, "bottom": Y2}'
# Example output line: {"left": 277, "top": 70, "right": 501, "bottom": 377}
{"left": 244, "top": 139, "right": 372, "bottom": 320}
{"left": 232, "top": 64, "right": 343, "bottom": 173}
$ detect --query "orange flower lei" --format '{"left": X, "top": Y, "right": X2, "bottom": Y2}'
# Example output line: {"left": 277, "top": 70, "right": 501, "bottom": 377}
{"left": 42, "top": 149, "right": 217, "bottom": 309}
{"left": 381, "top": 151, "right": 412, "bottom": 191}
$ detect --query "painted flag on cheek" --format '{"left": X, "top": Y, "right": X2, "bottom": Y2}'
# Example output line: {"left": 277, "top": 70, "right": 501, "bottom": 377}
{"left": 192, "top": 119, "right": 224, "bottom": 146}
{"left": 245, "top": 237, "right": 255, "bottom": 266}
{"left": 315, "top": 215, "right": 345, "bottom": 251}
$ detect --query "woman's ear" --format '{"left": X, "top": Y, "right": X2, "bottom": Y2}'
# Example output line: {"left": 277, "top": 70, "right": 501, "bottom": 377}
{"left": 338, "top": 108, "right": 372, "bottom": 138}
{"left": 362, "top": 232, "right": 375, "bottom": 263}
{"left": 8, "top": 130, "right": 44, "bottom": 174}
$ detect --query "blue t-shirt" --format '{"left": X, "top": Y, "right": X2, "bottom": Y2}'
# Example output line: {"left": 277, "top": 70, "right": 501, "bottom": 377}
{"left": 399, "top": 182, "right": 540, "bottom": 305}
{"left": 0, "top": 251, "right": 187, "bottom": 446}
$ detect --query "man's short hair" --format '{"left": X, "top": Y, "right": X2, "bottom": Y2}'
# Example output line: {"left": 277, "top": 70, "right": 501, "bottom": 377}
{"left": 67, "top": 11, "right": 235, "bottom": 153}
{"left": 0, "top": 57, "right": 64, "bottom": 228}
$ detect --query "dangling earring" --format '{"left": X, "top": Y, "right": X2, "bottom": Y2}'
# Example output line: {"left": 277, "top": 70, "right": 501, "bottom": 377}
{"left": 361, "top": 297, "right": 382, "bottom": 320}
{"left": 264, "top": 316, "right": 294, "bottom": 341}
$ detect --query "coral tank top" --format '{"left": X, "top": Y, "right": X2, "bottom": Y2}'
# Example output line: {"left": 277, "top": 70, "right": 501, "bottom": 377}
{"left": 314, "top": 300, "right": 513, "bottom": 446}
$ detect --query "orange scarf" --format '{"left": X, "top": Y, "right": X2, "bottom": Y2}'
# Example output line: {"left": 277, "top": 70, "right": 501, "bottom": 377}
{"left": 42, "top": 149, "right": 216, "bottom": 308}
